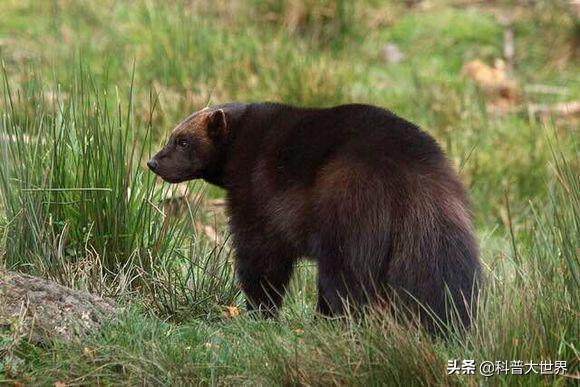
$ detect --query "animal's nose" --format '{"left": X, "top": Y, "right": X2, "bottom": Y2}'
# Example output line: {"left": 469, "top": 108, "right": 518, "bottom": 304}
{"left": 147, "top": 159, "right": 158, "bottom": 172}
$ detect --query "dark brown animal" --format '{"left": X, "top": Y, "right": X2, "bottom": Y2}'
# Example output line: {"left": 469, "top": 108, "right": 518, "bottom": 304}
{"left": 148, "top": 103, "right": 481, "bottom": 332}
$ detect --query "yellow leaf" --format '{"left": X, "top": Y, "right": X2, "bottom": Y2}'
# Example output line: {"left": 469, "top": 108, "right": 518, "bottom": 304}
{"left": 224, "top": 305, "right": 240, "bottom": 318}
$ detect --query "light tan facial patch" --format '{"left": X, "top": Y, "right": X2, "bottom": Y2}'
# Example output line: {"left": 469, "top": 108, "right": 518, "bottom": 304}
{"left": 170, "top": 110, "right": 213, "bottom": 145}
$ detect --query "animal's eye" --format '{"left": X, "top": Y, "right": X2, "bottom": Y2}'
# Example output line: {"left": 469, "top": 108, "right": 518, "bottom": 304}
{"left": 177, "top": 139, "right": 189, "bottom": 148}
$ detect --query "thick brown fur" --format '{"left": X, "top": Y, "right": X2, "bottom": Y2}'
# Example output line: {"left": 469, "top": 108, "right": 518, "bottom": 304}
{"left": 148, "top": 103, "right": 482, "bottom": 332}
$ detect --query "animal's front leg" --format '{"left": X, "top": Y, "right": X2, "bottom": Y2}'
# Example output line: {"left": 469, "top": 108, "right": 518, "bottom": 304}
{"left": 235, "top": 247, "right": 295, "bottom": 317}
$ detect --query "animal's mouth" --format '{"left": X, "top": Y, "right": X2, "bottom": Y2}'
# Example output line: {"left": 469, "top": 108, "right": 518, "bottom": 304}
{"left": 152, "top": 170, "right": 202, "bottom": 184}
{"left": 159, "top": 175, "right": 188, "bottom": 184}
{"left": 146, "top": 158, "right": 197, "bottom": 184}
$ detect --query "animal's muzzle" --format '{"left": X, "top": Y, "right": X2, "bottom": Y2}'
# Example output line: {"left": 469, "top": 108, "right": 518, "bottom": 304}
{"left": 147, "top": 158, "right": 159, "bottom": 172}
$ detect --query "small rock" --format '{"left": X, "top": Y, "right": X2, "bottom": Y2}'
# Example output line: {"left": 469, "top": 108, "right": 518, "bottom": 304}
{"left": 0, "top": 268, "right": 116, "bottom": 344}
{"left": 380, "top": 43, "right": 405, "bottom": 64}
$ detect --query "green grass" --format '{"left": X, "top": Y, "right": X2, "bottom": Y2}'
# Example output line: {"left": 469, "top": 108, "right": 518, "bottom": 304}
{"left": 1, "top": 0, "right": 579, "bottom": 385}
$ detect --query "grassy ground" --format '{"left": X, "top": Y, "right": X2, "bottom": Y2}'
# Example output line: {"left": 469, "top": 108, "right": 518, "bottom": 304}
{"left": 0, "top": 0, "right": 578, "bottom": 385}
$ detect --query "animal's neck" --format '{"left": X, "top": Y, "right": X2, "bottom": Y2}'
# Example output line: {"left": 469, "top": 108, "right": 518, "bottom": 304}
{"left": 200, "top": 103, "right": 253, "bottom": 188}
{"left": 204, "top": 102, "right": 304, "bottom": 189}
{"left": 202, "top": 137, "right": 233, "bottom": 188}
{"left": 201, "top": 165, "right": 225, "bottom": 187}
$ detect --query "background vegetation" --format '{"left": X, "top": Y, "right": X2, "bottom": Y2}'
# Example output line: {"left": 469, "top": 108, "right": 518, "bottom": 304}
{"left": 0, "top": 0, "right": 578, "bottom": 385}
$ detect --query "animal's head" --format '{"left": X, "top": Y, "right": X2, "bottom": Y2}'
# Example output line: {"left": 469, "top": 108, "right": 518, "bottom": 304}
{"left": 147, "top": 107, "right": 229, "bottom": 184}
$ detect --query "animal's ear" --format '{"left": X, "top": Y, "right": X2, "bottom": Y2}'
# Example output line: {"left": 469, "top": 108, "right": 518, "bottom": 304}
{"left": 206, "top": 109, "right": 228, "bottom": 142}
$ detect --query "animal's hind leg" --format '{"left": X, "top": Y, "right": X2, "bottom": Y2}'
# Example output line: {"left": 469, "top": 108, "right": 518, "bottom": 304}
{"left": 316, "top": 261, "right": 372, "bottom": 316}
{"left": 313, "top": 235, "right": 385, "bottom": 316}
{"left": 311, "top": 157, "right": 391, "bottom": 316}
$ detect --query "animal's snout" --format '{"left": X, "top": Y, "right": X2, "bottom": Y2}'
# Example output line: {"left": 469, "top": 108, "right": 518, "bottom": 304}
{"left": 147, "top": 158, "right": 158, "bottom": 172}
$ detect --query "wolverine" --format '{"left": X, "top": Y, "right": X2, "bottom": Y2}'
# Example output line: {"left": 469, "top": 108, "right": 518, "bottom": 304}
{"left": 148, "top": 103, "right": 481, "bottom": 332}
